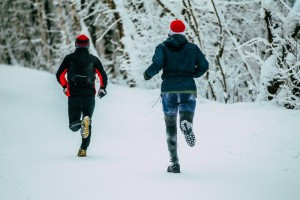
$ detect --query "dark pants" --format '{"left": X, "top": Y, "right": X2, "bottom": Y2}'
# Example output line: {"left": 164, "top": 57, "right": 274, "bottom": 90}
{"left": 162, "top": 93, "right": 196, "bottom": 163}
{"left": 68, "top": 95, "right": 95, "bottom": 150}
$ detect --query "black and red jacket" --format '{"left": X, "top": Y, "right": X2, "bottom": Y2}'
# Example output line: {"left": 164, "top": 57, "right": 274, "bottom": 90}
{"left": 56, "top": 48, "right": 108, "bottom": 97}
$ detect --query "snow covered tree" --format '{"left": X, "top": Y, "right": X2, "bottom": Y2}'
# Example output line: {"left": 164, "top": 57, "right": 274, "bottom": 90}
{"left": 0, "top": 0, "right": 299, "bottom": 108}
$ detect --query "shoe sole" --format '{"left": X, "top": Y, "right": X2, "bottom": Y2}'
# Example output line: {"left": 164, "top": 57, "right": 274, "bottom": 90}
{"left": 167, "top": 169, "right": 180, "bottom": 173}
{"left": 81, "top": 116, "right": 90, "bottom": 139}
{"left": 180, "top": 120, "right": 195, "bottom": 147}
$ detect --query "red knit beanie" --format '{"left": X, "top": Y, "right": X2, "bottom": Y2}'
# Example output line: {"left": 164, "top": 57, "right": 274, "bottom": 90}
{"left": 75, "top": 34, "right": 90, "bottom": 48}
{"left": 169, "top": 20, "right": 186, "bottom": 35}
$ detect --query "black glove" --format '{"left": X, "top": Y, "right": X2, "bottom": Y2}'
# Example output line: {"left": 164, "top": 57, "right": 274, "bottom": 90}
{"left": 63, "top": 87, "right": 68, "bottom": 96}
{"left": 143, "top": 72, "right": 151, "bottom": 81}
{"left": 97, "top": 87, "right": 107, "bottom": 99}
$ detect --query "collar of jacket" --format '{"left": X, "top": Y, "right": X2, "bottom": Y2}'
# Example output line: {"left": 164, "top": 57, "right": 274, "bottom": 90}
{"left": 164, "top": 34, "right": 188, "bottom": 48}
{"left": 75, "top": 48, "right": 89, "bottom": 53}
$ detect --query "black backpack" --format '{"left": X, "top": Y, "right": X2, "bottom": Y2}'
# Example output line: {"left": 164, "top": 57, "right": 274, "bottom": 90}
{"left": 67, "top": 62, "right": 95, "bottom": 88}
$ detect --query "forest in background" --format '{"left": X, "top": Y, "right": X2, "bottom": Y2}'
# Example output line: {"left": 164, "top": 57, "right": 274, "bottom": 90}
{"left": 0, "top": 0, "right": 299, "bottom": 108}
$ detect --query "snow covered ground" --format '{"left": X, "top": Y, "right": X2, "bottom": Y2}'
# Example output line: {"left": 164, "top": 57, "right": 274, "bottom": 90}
{"left": 0, "top": 64, "right": 300, "bottom": 200}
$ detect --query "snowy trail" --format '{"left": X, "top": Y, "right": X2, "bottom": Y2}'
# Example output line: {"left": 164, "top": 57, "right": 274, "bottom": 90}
{"left": 0, "top": 65, "right": 300, "bottom": 200}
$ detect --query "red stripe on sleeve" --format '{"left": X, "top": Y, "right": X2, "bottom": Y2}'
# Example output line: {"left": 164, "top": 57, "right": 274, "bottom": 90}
{"left": 59, "top": 68, "right": 68, "bottom": 87}
{"left": 66, "top": 83, "right": 70, "bottom": 97}
{"left": 95, "top": 68, "right": 104, "bottom": 88}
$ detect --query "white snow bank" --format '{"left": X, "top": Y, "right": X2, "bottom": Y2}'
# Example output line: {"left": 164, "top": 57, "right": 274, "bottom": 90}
{"left": 0, "top": 65, "right": 300, "bottom": 200}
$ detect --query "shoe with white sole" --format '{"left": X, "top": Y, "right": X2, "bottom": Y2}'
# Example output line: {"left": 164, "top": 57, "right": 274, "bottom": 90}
{"left": 180, "top": 120, "right": 195, "bottom": 147}
{"left": 81, "top": 116, "right": 90, "bottom": 139}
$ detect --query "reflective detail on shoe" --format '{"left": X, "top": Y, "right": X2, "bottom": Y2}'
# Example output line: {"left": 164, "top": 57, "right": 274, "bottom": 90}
{"left": 167, "top": 163, "right": 180, "bottom": 173}
{"left": 180, "top": 120, "right": 195, "bottom": 147}
{"left": 77, "top": 148, "right": 86, "bottom": 157}
{"left": 69, "top": 121, "right": 81, "bottom": 132}
{"left": 81, "top": 116, "right": 90, "bottom": 139}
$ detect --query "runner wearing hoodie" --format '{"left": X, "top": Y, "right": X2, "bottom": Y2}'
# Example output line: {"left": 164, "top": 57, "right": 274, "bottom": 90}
{"left": 144, "top": 20, "right": 209, "bottom": 173}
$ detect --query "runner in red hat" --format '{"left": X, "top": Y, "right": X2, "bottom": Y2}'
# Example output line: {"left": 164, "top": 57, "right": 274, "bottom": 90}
{"left": 144, "top": 20, "right": 209, "bottom": 173}
{"left": 56, "top": 34, "right": 108, "bottom": 157}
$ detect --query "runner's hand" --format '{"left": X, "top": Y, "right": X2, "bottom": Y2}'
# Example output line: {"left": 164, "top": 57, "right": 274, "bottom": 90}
{"left": 98, "top": 88, "right": 107, "bottom": 98}
{"left": 63, "top": 87, "right": 68, "bottom": 96}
